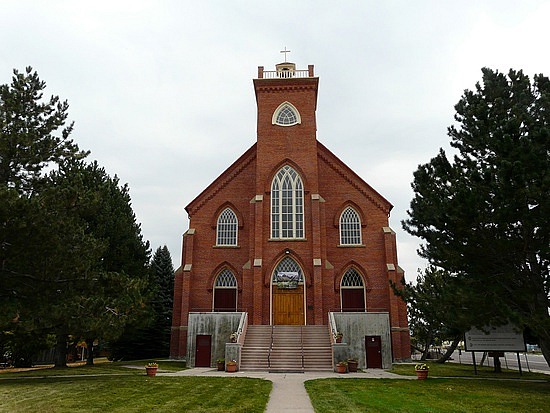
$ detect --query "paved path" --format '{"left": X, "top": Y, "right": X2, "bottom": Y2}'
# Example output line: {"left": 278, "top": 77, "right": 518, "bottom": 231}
{"left": 166, "top": 368, "right": 413, "bottom": 412}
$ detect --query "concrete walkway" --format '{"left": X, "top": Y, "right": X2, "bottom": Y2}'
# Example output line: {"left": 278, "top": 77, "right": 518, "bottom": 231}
{"left": 165, "top": 368, "right": 413, "bottom": 412}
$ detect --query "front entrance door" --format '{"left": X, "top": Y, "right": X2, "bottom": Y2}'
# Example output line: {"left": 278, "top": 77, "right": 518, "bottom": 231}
{"left": 195, "top": 335, "right": 212, "bottom": 367}
{"left": 365, "top": 335, "right": 382, "bottom": 368}
{"left": 273, "top": 285, "right": 304, "bottom": 325}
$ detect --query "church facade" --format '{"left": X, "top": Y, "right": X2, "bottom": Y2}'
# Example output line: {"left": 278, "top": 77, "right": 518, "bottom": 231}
{"left": 170, "top": 61, "right": 410, "bottom": 368}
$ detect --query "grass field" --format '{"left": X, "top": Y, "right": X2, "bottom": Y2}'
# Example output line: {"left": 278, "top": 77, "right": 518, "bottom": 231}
{"left": 2, "top": 359, "right": 549, "bottom": 412}
{"left": 391, "top": 360, "right": 550, "bottom": 380}
{"left": 305, "top": 377, "right": 550, "bottom": 413}
{"left": 0, "top": 359, "right": 271, "bottom": 412}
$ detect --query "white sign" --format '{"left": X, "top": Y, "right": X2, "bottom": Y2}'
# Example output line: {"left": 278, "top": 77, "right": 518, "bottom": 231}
{"left": 464, "top": 324, "right": 526, "bottom": 352}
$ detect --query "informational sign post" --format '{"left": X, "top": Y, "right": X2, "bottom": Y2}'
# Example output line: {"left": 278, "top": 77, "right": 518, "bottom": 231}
{"left": 464, "top": 324, "right": 526, "bottom": 352}
{"left": 464, "top": 324, "right": 526, "bottom": 375}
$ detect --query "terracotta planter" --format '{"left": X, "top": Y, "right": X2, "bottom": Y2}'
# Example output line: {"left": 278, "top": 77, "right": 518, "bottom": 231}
{"left": 347, "top": 360, "right": 358, "bottom": 372}
{"left": 415, "top": 369, "right": 428, "bottom": 380}
{"left": 226, "top": 363, "right": 237, "bottom": 372}
{"left": 336, "top": 364, "right": 347, "bottom": 373}
{"left": 145, "top": 366, "right": 158, "bottom": 377}
{"left": 335, "top": 337, "right": 343, "bottom": 343}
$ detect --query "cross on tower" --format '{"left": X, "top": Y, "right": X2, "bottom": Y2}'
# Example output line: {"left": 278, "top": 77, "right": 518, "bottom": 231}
{"left": 280, "top": 47, "right": 291, "bottom": 62}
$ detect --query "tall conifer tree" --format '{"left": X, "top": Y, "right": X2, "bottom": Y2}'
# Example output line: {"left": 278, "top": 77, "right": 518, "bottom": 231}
{"left": 403, "top": 68, "right": 550, "bottom": 365}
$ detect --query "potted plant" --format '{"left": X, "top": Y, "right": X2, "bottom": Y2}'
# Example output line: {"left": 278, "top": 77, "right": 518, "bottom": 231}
{"left": 216, "top": 358, "right": 225, "bottom": 371}
{"left": 145, "top": 362, "right": 158, "bottom": 377}
{"left": 415, "top": 363, "right": 429, "bottom": 380}
{"left": 347, "top": 358, "right": 358, "bottom": 372}
{"left": 230, "top": 332, "right": 238, "bottom": 343}
{"left": 334, "top": 332, "right": 343, "bottom": 343}
{"left": 226, "top": 359, "right": 238, "bottom": 372}
{"left": 336, "top": 360, "right": 348, "bottom": 373}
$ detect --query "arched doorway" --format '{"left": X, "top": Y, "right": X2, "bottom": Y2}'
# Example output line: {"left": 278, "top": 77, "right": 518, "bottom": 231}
{"left": 271, "top": 256, "right": 305, "bottom": 325}
{"left": 341, "top": 267, "right": 366, "bottom": 312}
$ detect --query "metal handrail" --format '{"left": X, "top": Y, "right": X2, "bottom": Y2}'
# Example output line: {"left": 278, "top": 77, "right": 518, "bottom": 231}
{"left": 235, "top": 312, "right": 248, "bottom": 344}
{"left": 300, "top": 326, "right": 305, "bottom": 370}
{"left": 267, "top": 325, "right": 274, "bottom": 368}
{"left": 329, "top": 312, "right": 338, "bottom": 343}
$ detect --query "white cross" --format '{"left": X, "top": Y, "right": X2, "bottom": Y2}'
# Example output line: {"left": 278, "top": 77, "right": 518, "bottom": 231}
{"left": 280, "top": 47, "right": 291, "bottom": 62}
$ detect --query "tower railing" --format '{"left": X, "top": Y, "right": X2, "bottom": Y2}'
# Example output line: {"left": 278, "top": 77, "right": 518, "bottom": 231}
{"left": 261, "top": 69, "right": 310, "bottom": 79}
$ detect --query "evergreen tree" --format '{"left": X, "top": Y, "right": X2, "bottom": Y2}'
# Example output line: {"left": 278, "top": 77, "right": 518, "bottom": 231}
{"left": 0, "top": 66, "right": 87, "bottom": 193}
{"left": 403, "top": 68, "right": 550, "bottom": 366}
{"left": 1, "top": 68, "right": 150, "bottom": 367}
{"left": 109, "top": 246, "right": 174, "bottom": 360}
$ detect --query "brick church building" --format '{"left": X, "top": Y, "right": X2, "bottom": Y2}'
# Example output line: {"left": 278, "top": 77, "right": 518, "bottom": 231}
{"left": 170, "top": 60, "right": 410, "bottom": 370}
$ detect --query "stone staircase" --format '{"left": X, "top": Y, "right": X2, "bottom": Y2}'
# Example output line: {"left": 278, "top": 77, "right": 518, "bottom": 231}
{"left": 240, "top": 325, "right": 333, "bottom": 372}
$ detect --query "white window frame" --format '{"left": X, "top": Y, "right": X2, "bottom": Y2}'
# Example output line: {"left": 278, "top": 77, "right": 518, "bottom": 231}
{"left": 272, "top": 101, "right": 301, "bottom": 126}
{"left": 271, "top": 166, "right": 304, "bottom": 239}
{"left": 216, "top": 208, "right": 238, "bottom": 246}
{"left": 339, "top": 206, "right": 362, "bottom": 245}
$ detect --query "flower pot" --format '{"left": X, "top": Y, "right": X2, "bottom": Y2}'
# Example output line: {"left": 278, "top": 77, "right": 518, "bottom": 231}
{"left": 145, "top": 366, "right": 158, "bottom": 377}
{"left": 336, "top": 364, "right": 347, "bottom": 373}
{"left": 335, "top": 337, "right": 343, "bottom": 343}
{"left": 226, "top": 363, "right": 237, "bottom": 373}
{"left": 415, "top": 369, "right": 428, "bottom": 380}
{"left": 347, "top": 360, "right": 358, "bottom": 372}
{"left": 217, "top": 362, "right": 225, "bottom": 371}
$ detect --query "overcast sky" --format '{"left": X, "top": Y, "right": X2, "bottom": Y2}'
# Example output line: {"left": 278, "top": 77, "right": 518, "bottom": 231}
{"left": 2, "top": 1, "right": 549, "bottom": 281}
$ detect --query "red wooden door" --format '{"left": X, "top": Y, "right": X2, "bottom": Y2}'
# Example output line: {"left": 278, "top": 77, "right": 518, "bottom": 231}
{"left": 195, "top": 335, "right": 212, "bottom": 367}
{"left": 342, "top": 289, "right": 365, "bottom": 311}
{"left": 273, "top": 285, "right": 304, "bottom": 325}
{"left": 214, "top": 289, "right": 237, "bottom": 311}
{"left": 365, "top": 336, "right": 382, "bottom": 368}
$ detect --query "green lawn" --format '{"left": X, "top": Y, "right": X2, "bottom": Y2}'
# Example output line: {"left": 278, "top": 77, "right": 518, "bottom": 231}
{"left": 391, "top": 360, "right": 550, "bottom": 380}
{"left": 305, "top": 378, "right": 550, "bottom": 413}
{"left": 0, "top": 375, "right": 272, "bottom": 413}
{"left": 0, "top": 359, "right": 187, "bottom": 377}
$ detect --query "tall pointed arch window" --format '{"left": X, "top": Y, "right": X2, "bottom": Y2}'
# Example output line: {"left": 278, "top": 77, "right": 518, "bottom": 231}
{"left": 341, "top": 268, "right": 366, "bottom": 312}
{"left": 340, "top": 206, "right": 362, "bottom": 245}
{"left": 271, "top": 166, "right": 304, "bottom": 239}
{"left": 272, "top": 102, "right": 301, "bottom": 126}
{"left": 216, "top": 208, "right": 238, "bottom": 246}
{"left": 213, "top": 269, "right": 237, "bottom": 311}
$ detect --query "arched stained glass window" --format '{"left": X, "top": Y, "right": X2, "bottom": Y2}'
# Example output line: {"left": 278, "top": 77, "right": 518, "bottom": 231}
{"left": 271, "top": 166, "right": 304, "bottom": 239}
{"left": 215, "top": 269, "right": 237, "bottom": 287}
{"left": 341, "top": 268, "right": 364, "bottom": 287}
{"left": 216, "top": 208, "right": 238, "bottom": 246}
{"left": 277, "top": 105, "right": 297, "bottom": 125}
{"left": 340, "top": 207, "right": 362, "bottom": 245}
{"left": 272, "top": 257, "right": 303, "bottom": 283}
{"left": 272, "top": 102, "right": 301, "bottom": 126}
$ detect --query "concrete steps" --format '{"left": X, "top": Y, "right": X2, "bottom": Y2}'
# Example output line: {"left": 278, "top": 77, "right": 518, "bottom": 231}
{"left": 240, "top": 325, "right": 333, "bottom": 372}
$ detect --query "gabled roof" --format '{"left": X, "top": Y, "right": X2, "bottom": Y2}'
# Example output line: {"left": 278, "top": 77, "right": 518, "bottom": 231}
{"left": 185, "top": 140, "right": 393, "bottom": 217}
{"left": 185, "top": 144, "right": 257, "bottom": 216}
{"left": 316, "top": 141, "right": 393, "bottom": 215}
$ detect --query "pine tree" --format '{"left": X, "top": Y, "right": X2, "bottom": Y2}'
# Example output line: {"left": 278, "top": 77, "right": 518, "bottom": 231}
{"left": 403, "top": 68, "right": 550, "bottom": 366}
{"left": 0, "top": 66, "right": 87, "bottom": 193}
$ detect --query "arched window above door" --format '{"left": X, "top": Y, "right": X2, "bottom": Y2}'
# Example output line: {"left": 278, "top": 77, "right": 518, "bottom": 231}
{"left": 340, "top": 267, "right": 366, "bottom": 312}
{"left": 213, "top": 269, "right": 237, "bottom": 312}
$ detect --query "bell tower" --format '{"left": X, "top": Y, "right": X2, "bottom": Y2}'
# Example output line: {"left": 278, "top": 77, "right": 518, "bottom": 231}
{"left": 253, "top": 61, "right": 319, "bottom": 194}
